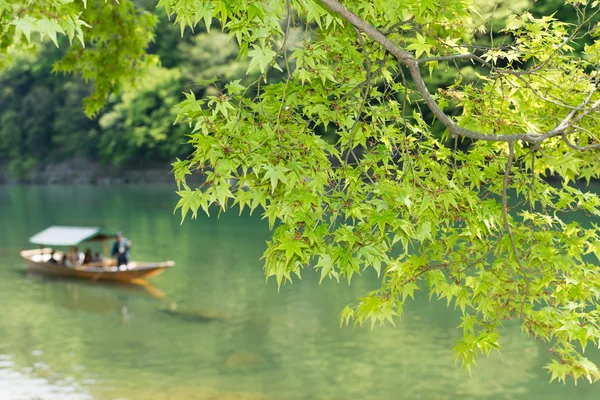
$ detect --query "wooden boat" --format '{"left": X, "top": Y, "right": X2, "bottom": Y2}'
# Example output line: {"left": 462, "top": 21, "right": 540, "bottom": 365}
{"left": 21, "top": 226, "right": 175, "bottom": 282}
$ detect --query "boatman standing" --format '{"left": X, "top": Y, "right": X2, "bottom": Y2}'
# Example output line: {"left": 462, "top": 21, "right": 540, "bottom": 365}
{"left": 112, "top": 231, "right": 131, "bottom": 269}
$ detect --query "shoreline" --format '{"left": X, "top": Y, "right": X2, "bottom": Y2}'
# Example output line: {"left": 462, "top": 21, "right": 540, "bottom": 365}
{"left": 0, "top": 159, "right": 196, "bottom": 185}
{"left": 2, "top": 159, "right": 597, "bottom": 187}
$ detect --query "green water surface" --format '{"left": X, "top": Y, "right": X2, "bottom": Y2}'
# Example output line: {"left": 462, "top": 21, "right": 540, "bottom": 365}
{"left": 0, "top": 184, "right": 599, "bottom": 400}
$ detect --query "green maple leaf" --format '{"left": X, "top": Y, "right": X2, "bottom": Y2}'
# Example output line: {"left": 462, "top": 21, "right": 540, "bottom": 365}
{"left": 407, "top": 33, "right": 432, "bottom": 58}
{"left": 175, "top": 188, "right": 202, "bottom": 223}
{"left": 262, "top": 165, "right": 289, "bottom": 193}
{"left": 212, "top": 184, "right": 234, "bottom": 210}
{"left": 316, "top": 254, "right": 336, "bottom": 283}
{"left": 63, "top": 15, "right": 91, "bottom": 47}
{"left": 226, "top": 80, "right": 245, "bottom": 95}
{"left": 578, "top": 358, "right": 600, "bottom": 383}
{"left": 247, "top": 44, "right": 277, "bottom": 74}
{"left": 37, "top": 18, "right": 65, "bottom": 47}
{"left": 416, "top": 221, "right": 432, "bottom": 242}
{"left": 194, "top": 1, "right": 215, "bottom": 32}
{"left": 277, "top": 240, "right": 307, "bottom": 263}
{"left": 13, "top": 16, "right": 37, "bottom": 43}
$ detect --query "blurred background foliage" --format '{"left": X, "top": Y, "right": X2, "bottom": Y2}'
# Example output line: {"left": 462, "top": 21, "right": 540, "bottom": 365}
{"left": 0, "top": 0, "right": 260, "bottom": 179}
{"left": 0, "top": 0, "right": 582, "bottom": 179}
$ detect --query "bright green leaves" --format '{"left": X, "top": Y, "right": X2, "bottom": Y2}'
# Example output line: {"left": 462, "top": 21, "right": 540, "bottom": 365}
{"left": 6, "top": 2, "right": 90, "bottom": 50}
{"left": 176, "top": 91, "right": 205, "bottom": 126}
{"left": 416, "top": 221, "right": 432, "bottom": 243}
{"left": 36, "top": 18, "right": 64, "bottom": 47}
{"left": 158, "top": 0, "right": 287, "bottom": 72}
{"left": 0, "top": 0, "right": 10, "bottom": 14}
{"left": 174, "top": 179, "right": 235, "bottom": 222}
{"left": 247, "top": 44, "right": 277, "bottom": 74}
{"left": 158, "top": 0, "right": 600, "bottom": 384}
{"left": 340, "top": 290, "right": 400, "bottom": 330}
{"left": 277, "top": 238, "right": 308, "bottom": 264}
{"left": 454, "top": 329, "right": 501, "bottom": 374}
{"left": 54, "top": 0, "right": 158, "bottom": 116}
{"left": 293, "top": 0, "right": 335, "bottom": 29}
{"left": 62, "top": 14, "right": 90, "bottom": 47}
{"left": 407, "top": 33, "right": 432, "bottom": 58}
{"left": 207, "top": 94, "right": 234, "bottom": 118}
{"left": 175, "top": 187, "right": 203, "bottom": 223}
{"left": 262, "top": 165, "right": 289, "bottom": 193}
{"left": 225, "top": 79, "right": 246, "bottom": 95}
{"left": 172, "top": 158, "right": 191, "bottom": 190}
{"left": 504, "top": 13, "right": 525, "bottom": 31}
{"left": 12, "top": 16, "right": 37, "bottom": 44}
{"left": 501, "top": 12, "right": 571, "bottom": 58}
{"left": 546, "top": 359, "right": 573, "bottom": 384}
{"left": 316, "top": 254, "right": 336, "bottom": 283}
{"left": 157, "top": 0, "right": 214, "bottom": 36}
{"left": 546, "top": 357, "right": 600, "bottom": 384}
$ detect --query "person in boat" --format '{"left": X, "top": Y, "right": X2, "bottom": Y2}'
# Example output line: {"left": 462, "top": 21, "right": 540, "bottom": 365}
{"left": 75, "top": 247, "right": 85, "bottom": 265}
{"left": 83, "top": 248, "right": 92, "bottom": 264}
{"left": 48, "top": 250, "right": 57, "bottom": 264}
{"left": 60, "top": 253, "right": 75, "bottom": 267}
{"left": 92, "top": 252, "right": 104, "bottom": 262}
{"left": 112, "top": 232, "right": 131, "bottom": 267}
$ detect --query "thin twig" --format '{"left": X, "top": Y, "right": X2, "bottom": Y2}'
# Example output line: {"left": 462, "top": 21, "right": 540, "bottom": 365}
{"left": 562, "top": 133, "right": 600, "bottom": 151}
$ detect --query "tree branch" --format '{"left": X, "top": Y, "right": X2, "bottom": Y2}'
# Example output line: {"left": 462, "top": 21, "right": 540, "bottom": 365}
{"left": 538, "top": 90, "right": 600, "bottom": 141}
{"left": 562, "top": 133, "right": 600, "bottom": 151}
{"left": 341, "top": 54, "right": 388, "bottom": 100}
{"left": 420, "top": 52, "right": 596, "bottom": 112}
{"left": 502, "top": 142, "right": 519, "bottom": 264}
{"left": 418, "top": 53, "right": 485, "bottom": 64}
{"left": 319, "top": 0, "right": 600, "bottom": 149}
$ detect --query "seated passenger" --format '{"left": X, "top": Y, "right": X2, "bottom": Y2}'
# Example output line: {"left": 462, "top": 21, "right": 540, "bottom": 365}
{"left": 62, "top": 254, "right": 72, "bottom": 267}
{"left": 48, "top": 250, "right": 58, "bottom": 264}
{"left": 83, "top": 248, "right": 92, "bottom": 264}
{"left": 92, "top": 252, "right": 105, "bottom": 262}
{"left": 75, "top": 248, "right": 84, "bottom": 265}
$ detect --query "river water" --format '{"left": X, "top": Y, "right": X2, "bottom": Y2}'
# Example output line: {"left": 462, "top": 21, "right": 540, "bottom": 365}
{"left": 0, "top": 184, "right": 599, "bottom": 400}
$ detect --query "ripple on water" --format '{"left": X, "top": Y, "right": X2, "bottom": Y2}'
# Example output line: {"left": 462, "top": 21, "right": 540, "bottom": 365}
{"left": 0, "top": 364, "right": 93, "bottom": 400}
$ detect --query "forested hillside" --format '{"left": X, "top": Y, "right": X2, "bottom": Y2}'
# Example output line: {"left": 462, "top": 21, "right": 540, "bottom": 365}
{"left": 0, "top": 3, "right": 259, "bottom": 180}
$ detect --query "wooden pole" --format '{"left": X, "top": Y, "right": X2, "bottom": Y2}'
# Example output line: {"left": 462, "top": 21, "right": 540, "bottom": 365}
{"left": 70, "top": 246, "right": 78, "bottom": 269}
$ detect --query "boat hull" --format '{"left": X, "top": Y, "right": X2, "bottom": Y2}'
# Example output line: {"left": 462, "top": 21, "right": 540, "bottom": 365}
{"left": 21, "top": 249, "right": 174, "bottom": 283}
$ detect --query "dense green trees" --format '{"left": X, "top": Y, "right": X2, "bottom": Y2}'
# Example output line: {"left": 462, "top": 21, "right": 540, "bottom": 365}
{"left": 0, "top": 2, "right": 251, "bottom": 177}
{"left": 2, "top": 0, "right": 600, "bottom": 383}
{"left": 97, "top": 66, "right": 185, "bottom": 166}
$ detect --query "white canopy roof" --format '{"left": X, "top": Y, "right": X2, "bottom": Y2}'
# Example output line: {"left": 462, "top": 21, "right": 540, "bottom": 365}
{"left": 29, "top": 226, "right": 115, "bottom": 246}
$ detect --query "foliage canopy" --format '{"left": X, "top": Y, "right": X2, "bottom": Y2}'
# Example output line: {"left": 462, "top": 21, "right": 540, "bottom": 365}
{"left": 3, "top": 0, "right": 600, "bottom": 382}
{"left": 0, "top": 2, "right": 253, "bottom": 173}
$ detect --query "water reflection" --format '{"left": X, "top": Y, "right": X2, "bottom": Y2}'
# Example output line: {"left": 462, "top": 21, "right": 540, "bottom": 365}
{"left": 0, "top": 354, "right": 93, "bottom": 400}
{"left": 24, "top": 272, "right": 165, "bottom": 317}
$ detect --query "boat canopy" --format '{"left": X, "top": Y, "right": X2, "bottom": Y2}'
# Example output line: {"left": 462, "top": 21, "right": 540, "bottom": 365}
{"left": 29, "top": 226, "right": 117, "bottom": 247}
